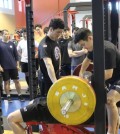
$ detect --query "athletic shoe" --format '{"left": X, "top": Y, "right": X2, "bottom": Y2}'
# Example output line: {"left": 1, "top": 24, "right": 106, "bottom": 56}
{"left": 7, "top": 96, "right": 12, "bottom": 102}
{"left": 18, "top": 95, "right": 25, "bottom": 101}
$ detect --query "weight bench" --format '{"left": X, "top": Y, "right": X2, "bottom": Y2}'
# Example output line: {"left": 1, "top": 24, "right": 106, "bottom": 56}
{"left": 26, "top": 121, "right": 95, "bottom": 134}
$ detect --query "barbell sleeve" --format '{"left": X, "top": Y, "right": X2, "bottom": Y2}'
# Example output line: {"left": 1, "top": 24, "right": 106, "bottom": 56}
{"left": 61, "top": 99, "right": 74, "bottom": 115}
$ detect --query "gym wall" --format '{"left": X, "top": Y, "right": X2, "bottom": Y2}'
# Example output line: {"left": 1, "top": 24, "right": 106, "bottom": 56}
{"left": 14, "top": 0, "right": 69, "bottom": 29}
{"left": 0, "top": 13, "right": 16, "bottom": 33}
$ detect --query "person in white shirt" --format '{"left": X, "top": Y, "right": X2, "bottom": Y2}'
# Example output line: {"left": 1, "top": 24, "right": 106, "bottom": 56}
{"left": 17, "top": 29, "right": 39, "bottom": 90}
{"left": 17, "top": 29, "right": 29, "bottom": 88}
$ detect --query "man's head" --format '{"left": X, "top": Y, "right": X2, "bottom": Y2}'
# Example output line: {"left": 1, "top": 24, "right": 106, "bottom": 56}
{"left": 48, "top": 18, "right": 65, "bottom": 41}
{"left": 34, "top": 24, "right": 43, "bottom": 36}
{"left": 62, "top": 27, "right": 70, "bottom": 39}
{"left": 21, "top": 28, "right": 27, "bottom": 39}
{"left": 2, "top": 29, "right": 10, "bottom": 42}
{"left": 74, "top": 28, "right": 93, "bottom": 51}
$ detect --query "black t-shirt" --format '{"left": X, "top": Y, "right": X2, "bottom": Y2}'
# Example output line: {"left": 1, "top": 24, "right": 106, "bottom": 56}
{"left": 87, "top": 40, "right": 120, "bottom": 84}
{"left": 58, "top": 37, "right": 72, "bottom": 65}
{"left": 38, "top": 36, "right": 60, "bottom": 83}
{"left": 0, "top": 41, "right": 18, "bottom": 69}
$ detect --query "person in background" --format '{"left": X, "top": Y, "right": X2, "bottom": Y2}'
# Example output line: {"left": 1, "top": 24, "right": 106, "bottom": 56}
{"left": 0, "top": 29, "right": 24, "bottom": 102}
{"left": 17, "top": 28, "right": 39, "bottom": 90}
{"left": 68, "top": 27, "right": 88, "bottom": 75}
{"left": 17, "top": 29, "right": 29, "bottom": 89}
{"left": 58, "top": 27, "right": 72, "bottom": 76}
{"left": 0, "top": 30, "right": 3, "bottom": 41}
{"left": 34, "top": 24, "right": 45, "bottom": 44}
{"left": 43, "top": 27, "right": 49, "bottom": 35}
{"left": 0, "top": 30, "right": 3, "bottom": 96}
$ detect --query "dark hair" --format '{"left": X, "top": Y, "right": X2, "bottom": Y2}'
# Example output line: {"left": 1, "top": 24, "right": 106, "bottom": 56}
{"left": 64, "top": 27, "right": 70, "bottom": 31}
{"left": 74, "top": 28, "right": 92, "bottom": 44}
{"left": 0, "top": 30, "right": 3, "bottom": 35}
{"left": 72, "top": 27, "right": 79, "bottom": 33}
{"left": 2, "top": 29, "right": 8, "bottom": 35}
{"left": 34, "top": 24, "right": 42, "bottom": 29}
{"left": 43, "top": 27, "right": 49, "bottom": 34}
{"left": 21, "top": 28, "right": 26, "bottom": 33}
{"left": 49, "top": 18, "right": 65, "bottom": 30}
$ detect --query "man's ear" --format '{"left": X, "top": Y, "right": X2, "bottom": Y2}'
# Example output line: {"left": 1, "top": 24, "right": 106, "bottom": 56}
{"left": 49, "top": 27, "right": 53, "bottom": 32}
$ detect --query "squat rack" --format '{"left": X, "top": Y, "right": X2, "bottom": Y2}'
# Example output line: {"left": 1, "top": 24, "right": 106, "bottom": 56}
{"left": 25, "top": 0, "right": 106, "bottom": 134}
{"left": 0, "top": 0, "right": 105, "bottom": 134}
{"left": 0, "top": 0, "right": 112, "bottom": 133}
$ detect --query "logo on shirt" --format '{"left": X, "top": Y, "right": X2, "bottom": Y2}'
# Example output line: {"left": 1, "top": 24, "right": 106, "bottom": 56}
{"left": 10, "top": 45, "right": 12, "bottom": 48}
{"left": 43, "top": 44, "right": 47, "bottom": 47}
{"left": 54, "top": 46, "right": 60, "bottom": 60}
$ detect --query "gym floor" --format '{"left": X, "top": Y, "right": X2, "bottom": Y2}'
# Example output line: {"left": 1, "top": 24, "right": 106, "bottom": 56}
{"left": 1, "top": 72, "right": 30, "bottom": 133}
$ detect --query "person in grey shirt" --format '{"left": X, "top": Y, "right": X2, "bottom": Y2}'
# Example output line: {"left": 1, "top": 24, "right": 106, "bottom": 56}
{"left": 68, "top": 27, "right": 88, "bottom": 75}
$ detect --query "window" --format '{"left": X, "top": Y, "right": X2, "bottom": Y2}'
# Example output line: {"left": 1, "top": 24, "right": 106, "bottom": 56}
{"left": 0, "top": 0, "right": 12, "bottom": 9}
{"left": 0, "top": 0, "right": 14, "bottom": 15}
{"left": 0, "top": 0, "right": 4, "bottom": 8}
{"left": 108, "top": 2, "right": 119, "bottom": 10}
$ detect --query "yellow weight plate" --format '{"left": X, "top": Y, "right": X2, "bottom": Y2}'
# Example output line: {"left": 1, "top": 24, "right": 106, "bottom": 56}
{"left": 47, "top": 76, "right": 96, "bottom": 125}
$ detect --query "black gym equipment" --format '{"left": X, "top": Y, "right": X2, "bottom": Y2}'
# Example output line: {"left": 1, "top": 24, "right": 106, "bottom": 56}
{"left": 92, "top": 0, "right": 106, "bottom": 133}
{"left": 25, "top": 0, "right": 37, "bottom": 100}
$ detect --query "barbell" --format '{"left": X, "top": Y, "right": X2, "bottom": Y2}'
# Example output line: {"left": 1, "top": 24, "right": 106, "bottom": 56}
{"left": 47, "top": 65, "right": 96, "bottom": 125}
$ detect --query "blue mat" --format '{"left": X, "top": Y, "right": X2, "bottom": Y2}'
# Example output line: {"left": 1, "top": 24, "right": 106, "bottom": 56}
{"left": 2, "top": 100, "right": 30, "bottom": 116}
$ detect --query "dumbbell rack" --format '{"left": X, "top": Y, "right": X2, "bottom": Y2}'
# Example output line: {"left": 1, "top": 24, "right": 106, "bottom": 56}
{"left": 26, "top": 122, "right": 94, "bottom": 134}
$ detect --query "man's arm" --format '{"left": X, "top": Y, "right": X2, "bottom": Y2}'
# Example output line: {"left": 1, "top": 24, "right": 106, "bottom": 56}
{"left": 59, "top": 52, "right": 61, "bottom": 71}
{"left": 43, "top": 57, "right": 57, "bottom": 83}
{"left": 79, "top": 57, "right": 91, "bottom": 77}
{"left": 104, "top": 69, "right": 113, "bottom": 80}
{"left": 17, "top": 42, "right": 22, "bottom": 57}
{"left": 80, "top": 59, "right": 113, "bottom": 80}
{"left": 68, "top": 41, "right": 88, "bottom": 58}
{"left": 16, "top": 61, "right": 20, "bottom": 71}
{"left": 68, "top": 48, "right": 87, "bottom": 58}
{"left": 0, "top": 65, "right": 3, "bottom": 72}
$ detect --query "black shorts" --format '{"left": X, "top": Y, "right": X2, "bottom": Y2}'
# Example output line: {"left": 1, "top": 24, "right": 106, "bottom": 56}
{"left": 20, "top": 97, "right": 58, "bottom": 123}
{"left": 21, "top": 62, "right": 28, "bottom": 73}
{"left": 2, "top": 69, "right": 19, "bottom": 81}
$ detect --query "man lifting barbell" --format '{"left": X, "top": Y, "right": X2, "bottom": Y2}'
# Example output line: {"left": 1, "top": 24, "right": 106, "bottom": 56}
{"left": 7, "top": 18, "right": 65, "bottom": 134}
{"left": 74, "top": 28, "right": 120, "bottom": 134}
